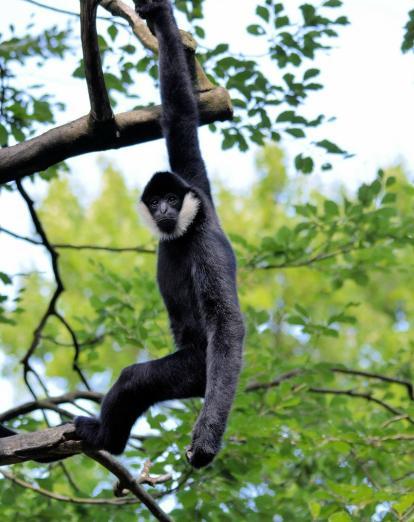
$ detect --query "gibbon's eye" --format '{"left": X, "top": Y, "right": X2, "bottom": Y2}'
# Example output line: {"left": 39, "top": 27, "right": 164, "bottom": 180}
{"left": 168, "top": 195, "right": 177, "bottom": 205}
{"left": 150, "top": 198, "right": 159, "bottom": 208}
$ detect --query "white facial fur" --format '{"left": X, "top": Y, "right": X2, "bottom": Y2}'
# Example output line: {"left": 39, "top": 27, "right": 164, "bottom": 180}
{"left": 138, "top": 191, "right": 200, "bottom": 241}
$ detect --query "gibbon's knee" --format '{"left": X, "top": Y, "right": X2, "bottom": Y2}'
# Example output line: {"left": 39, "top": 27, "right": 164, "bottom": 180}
{"left": 112, "top": 362, "right": 152, "bottom": 396}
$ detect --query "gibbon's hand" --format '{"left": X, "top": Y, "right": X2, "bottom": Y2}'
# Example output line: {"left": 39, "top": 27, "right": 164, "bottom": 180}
{"left": 186, "top": 422, "right": 221, "bottom": 469}
{"left": 136, "top": 0, "right": 172, "bottom": 22}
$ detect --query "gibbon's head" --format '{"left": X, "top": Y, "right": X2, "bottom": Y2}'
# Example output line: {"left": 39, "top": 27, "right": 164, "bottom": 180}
{"left": 138, "top": 171, "right": 200, "bottom": 240}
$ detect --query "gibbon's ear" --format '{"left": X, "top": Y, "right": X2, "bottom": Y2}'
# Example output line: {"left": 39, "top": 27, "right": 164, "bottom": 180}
{"left": 174, "top": 191, "right": 200, "bottom": 238}
{"left": 137, "top": 200, "right": 160, "bottom": 237}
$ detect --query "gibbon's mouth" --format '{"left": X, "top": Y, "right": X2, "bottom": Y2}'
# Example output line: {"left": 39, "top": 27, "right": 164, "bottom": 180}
{"left": 157, "top": 217, "right": 176, "bottom": 232}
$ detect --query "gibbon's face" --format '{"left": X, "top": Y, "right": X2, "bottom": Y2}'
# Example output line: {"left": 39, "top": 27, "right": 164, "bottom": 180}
{"left": 147, "top": 192, "right": 183, "bottom": 233}
{"left": 139, "top": 172, "right": 200, "bottom": 240}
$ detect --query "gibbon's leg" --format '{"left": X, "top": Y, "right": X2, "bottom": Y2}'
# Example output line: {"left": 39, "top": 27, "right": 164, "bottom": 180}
{"left": 75, "top": 348, "right": 206, "bottom": 454}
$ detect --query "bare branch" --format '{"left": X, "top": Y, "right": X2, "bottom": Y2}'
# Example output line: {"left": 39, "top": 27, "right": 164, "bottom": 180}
{"left": 308, "top": 386, "right": 414, "bottom": 423}
{"left": 0, "top": 391, "right": 102, "bottom": 422}
{"left": 21, "top": 0, "right": 127, "bottom": 25}
{"left": 0, "top": 87, "right": 232, "bottom": 185}
{"left": 246, "top": 369, "right": 303, "bottom": 392}
{"left": 1, "top": 469, "right": 140, "bottom": 505}
{"left": 101, "top": 0, "right": 158, "bottom": 52}
{"left": 0, "top": 424, "right": 82, "bottom": 465}
{"left": 247, "top": 367, "right": 414, "bottom": 423}
{"left": 80, "top": 0, "right": 114, "bottom": 124}
{"left": 88, "top": 450, "right": 173, "bottom": 521}
{"left": 0, "top": 226, "right": 156, "bottom": 253}
{"left": 331, "top": 367, "right": 414, "bottom": 401}
{"left": 0, "top": 425, "right": 172, "bottom": 521}
{"left": 16, "top": 181, "right": 90, "bottom": 389}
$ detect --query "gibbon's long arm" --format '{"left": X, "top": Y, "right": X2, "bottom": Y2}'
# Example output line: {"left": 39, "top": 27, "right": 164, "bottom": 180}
{"left": 143, "top": 1, "right": 212, "bottom": 198}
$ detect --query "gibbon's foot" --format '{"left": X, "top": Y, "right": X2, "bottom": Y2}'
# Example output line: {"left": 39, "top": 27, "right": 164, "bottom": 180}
{"left": 137, "top": 0, "right": 171, "bottom": 21}
{"left": 74, "top": 416, "right": 129, "bottom": 455}
{"left": 74, "top": 416, "right": 103, "bottom": 450}
{"left": 186, "top": 431, "right": 221, "bottom": 469}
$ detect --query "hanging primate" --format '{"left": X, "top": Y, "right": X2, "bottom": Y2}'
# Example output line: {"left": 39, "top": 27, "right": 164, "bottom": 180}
{"left": 75, "top": 0, "right": 245, "bottom": 469}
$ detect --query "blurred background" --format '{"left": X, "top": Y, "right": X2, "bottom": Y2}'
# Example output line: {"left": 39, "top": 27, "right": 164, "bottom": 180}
{"left": 1, "top": 1, "right": 414, "bottom": 520}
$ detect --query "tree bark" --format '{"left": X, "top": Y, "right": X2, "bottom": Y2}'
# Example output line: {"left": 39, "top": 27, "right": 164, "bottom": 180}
{"left": 0, "top": 424, "right": 82, "bottom": 465}
{"left": 0, "top": 87, "right": 232, "bottom": 185}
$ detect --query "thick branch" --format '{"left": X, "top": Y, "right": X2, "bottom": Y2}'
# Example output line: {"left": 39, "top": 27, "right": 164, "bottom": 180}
{"left": 0, "top": 425, "right": 172, "bottom": 521}
{"left": 0, "top": 424, "right": 82, "bottom": 465}
{"left": 0, "top": 87, "right": 232, "bottom": 185}
{"left": 80, "top": 0, "right": 114, "bottom": 123}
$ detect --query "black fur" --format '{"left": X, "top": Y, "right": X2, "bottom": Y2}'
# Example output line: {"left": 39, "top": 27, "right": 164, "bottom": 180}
{"left": 75, "top": 0, "right": 245, "bottom": 469}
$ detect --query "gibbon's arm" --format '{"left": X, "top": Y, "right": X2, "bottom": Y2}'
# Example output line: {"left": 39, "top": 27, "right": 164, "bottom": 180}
{"left": 189, "top": 272, "right": 245, "bottom": 467}
{"left": 139, "top": 1, "right": 212, "bottom": 198}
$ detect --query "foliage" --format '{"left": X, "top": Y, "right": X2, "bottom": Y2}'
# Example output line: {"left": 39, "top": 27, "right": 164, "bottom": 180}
{"left": 71, "top": 0, "right": 350, "bottom": 171}
{"left": 1, "top": 1, "right": 414, "bottom": 520}
{"left": 0, "top": 23, "right": 72, "bottom": 146}
{"left": 402, "top": 9, "right": 414, "bottom": 53}
{"left": 1, "top": 157, "right": 414, "bottom": 520}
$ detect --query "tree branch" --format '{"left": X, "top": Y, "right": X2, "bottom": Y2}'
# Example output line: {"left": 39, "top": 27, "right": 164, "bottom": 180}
{"left": 308, "top": 387, "right": 413, "bottom": 423}
{"left": 0, "top": 424, "right": 82, "bottom": 465}
{"left": 0, "top": 87, "right": 232, "bottom": 185}
{"left": 80, "top": 0, "right": 114, "bottom": 124}
{"left": 0, "top": 226, "right": 155, "bottom": 254}
{"left": 0, "top": 425, "right": 172, "bottom": 521}
{"left": 331, "top": 367, "right": 414, "bottom": 401}
{"left": 0, "top": 391, "right": 102, "bottom": 422}
{"left": 17, "top": 181, "right": 90, "bottom": 389}
{"left": 20, "top": 0, "right": 126, "bottom": 25}
{"left": 102, "top": 0, "right": 214, "bottom": 91}
{"left": 88, "top": 450, "right": 173, "bottom": 521}
{"left": 0, "top": 469, "right": 140, "bottom": 505}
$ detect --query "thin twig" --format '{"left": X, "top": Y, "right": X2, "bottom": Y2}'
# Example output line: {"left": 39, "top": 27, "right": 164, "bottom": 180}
{"left": 1, "top": 469, "right": 140, "bottom": 506}
{"left": 0, "top": 226, "right": 155, "bottom": 254}
{"left": 89, "top": 450, "right": 173, "bottom": 522}
{"left": 309, "top": 387, "right": 414, "bottom": 423}
{"left": 20, "top": 0, "right": 127, "bottom": 26}
{"left": 0, "top": 391, "right": 102, "bottom": 422}
{"left": 332, "top": 367, "right": 414, "bottom": 401}
{"left": 16, "top": 181, "right": 90, "bottom": 389}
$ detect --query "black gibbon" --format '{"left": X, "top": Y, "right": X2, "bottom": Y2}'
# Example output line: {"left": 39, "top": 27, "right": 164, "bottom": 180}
{"left": 75, "top": 0, "right": 245, "bottom": 469}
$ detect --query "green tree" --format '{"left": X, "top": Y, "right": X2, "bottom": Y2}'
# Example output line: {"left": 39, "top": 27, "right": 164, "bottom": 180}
{"left": 1, "top": 1, "right": 414, "bottom": 521}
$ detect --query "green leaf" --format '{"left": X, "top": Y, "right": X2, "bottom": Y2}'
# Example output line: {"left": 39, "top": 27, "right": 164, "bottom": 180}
{"left": 0, "top": 123, "right": 8, "bottom": 145}
{"left": 107, "top": 24, "right": 118, "bottom": 41}
{"left": 285, "top": 128, "right": 305, "bottom": 138}
{"left": 381, "top": 192, "right": 396, "bottom": 204}
{"left": 323, "top": 0, "right": 343, "bottom": 7}
{"left": 256, "top": 6, "right": 270, "bottom": 22}
{"left": 386, "top": 176, "right": 396, "bottom": 186}
{"left": 328, "top": 512, "right": 351, "bottom": 522}
{"left": 308, "top": 500, "right": 321, "bottom": 519}
{"left": 247, "top": 24, "right": 265, "bottom": 36}
{"left": 303, "top": 68, "right": 320, "bottom": 80}
{"left": 316, "top": 139, "right": 346, "bottom": 154}
{"left": 275, "top": 16, "right": 290, "bottom": 28}
{"left": 0, "top": 273, "right": 12, "bottom": 285}
{"left": 324, "top": 199, "right": 339, "bottom": 217}
{"left": 276, "top": 110, "right": 295, "bottom": 123}
{"left": 195, "top": 25, "right": 205, "bottom": 38}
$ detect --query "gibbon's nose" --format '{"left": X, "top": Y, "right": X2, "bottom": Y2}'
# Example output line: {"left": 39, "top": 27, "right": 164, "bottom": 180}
{"left": 160, "top": 201, "right": 168, "bottom": 214}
